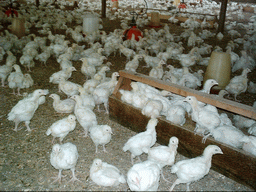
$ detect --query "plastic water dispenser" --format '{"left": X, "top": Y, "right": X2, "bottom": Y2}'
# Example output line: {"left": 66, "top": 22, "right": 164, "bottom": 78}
{"left": 83, "top": 13, "right": 100, "bottom": 35}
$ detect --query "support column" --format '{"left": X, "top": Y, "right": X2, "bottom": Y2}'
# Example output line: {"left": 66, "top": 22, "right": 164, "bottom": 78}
{"left": 102, "top": 0, "right": 106, "bottom": 18}
{"left": 218, "top": 0, "right": 228, "bottom": 33}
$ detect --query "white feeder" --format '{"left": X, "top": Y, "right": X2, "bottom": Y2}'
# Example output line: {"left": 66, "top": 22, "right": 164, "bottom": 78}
{"left": 83, "top": 13, "right": 100, "bottom": 35}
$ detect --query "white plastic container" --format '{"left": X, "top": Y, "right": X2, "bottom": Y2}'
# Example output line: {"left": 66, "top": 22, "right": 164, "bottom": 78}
{"left": 83, "top": 13, "right": 100, "bottom": 35}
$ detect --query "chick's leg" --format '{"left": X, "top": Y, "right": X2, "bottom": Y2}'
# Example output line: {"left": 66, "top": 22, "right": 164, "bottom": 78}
{"left": 102, "top": 144, "right": 108, "bottom": 153}
{"left": 131, "top": 154, "right": 135, "bottom": 165}
{"left": 84, "top": 128, "right": 89, "bottom": 137}
{"left": 186, "top": 182, "right": 191, "bottom": 191}
{"left": 160, "top": 169, "right": 170, "bottom": 183}
{"left": 11, "top": 89, "right": 16, "bottom": 95}
{"left": 169, "top": 178, "right": 181, "bottom": 191}
{"left": 1, "top": 79, "right": 5, "bottom": 87}
{"left": 59, "top": 137, "right": 64, "bottom": 144}
{"left": 234, "top": 94, "right": 238, "bottom": 101}
{"left": 104, "top": 102, "right": 109, "bottom": 114}
{"left": 51, "top": 137, "right": 56, "bottom": 144}
{"left": 13, "top": 120, "right": 20, "bottom": 132}
{"left": 17, "top": 88, "right": 21, "bottom": 96}
{"left": 25, "top": 121, "right": 31, "bottom": 131}
{"left": 68, "top": 168, "right": 81, "bottom": 183}
{"left": 97, "top": 105, "right": 102, "bottom": 112}
{"left": 51, "top": 169, "right": 63, "bottom": 184}
{"left": 95, "top": 144, "right": 98, "bottom": 153}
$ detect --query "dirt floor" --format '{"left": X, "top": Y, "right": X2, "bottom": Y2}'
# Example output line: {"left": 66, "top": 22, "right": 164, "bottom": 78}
{"left": 0, "top": 2, "right": 255, "bottom": 191}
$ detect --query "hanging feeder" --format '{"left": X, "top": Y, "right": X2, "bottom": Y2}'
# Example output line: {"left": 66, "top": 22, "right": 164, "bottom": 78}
{"left": 5, "top": 8, "right": 18, "bottom": 17}
{"left": 123, "top": 25, "right": 143, "bottom": 41}
{"left": 5, "top": 0, "right": 18, "bottom": 17}
{"left": 178, "top": 0, "right": 186, "bottom": 9}
{"left": 123, "top": 1, "right": 147, "bottom": 42}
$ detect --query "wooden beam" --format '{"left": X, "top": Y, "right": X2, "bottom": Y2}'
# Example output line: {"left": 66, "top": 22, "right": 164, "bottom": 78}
{"left": 226, "top": 0, "right": 256, "bottom": 3}
{"left": 101, "top": 0, "right": 106, "bottom": 18}
{"left": 115, "top": 70, "right": 256, "bottom": 119}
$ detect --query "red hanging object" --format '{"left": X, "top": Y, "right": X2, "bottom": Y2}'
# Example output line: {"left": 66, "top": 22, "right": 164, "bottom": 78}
{"left": 123, "top": 26, "right": 143, "bottom": 41}
{"left": 5, "top": 8, "right": 18, "bottom": 17}
{"left": 178, "top": 3, "right": 186, "bottom": 9}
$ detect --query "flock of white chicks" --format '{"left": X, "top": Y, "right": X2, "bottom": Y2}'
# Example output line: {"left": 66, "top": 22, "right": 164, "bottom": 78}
{"left": 0, "top": 0, "right": 256, "bottom": 190}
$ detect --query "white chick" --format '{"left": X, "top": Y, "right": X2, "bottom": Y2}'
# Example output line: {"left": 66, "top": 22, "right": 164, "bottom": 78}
{"left": 35, "top": 46, "right": 51, "bottom": 66}
{"left": 90, "top": 158, "right": 126, "bottom": 187}
{"left": 169, "top": 145, "right": 223, "bottom": 191}
{"left": 179, "top": 71, "right": 202, "bottom": 89}
{"left": 96, "top": 72, "right": 119, "bottom": 93}
{"left": 232, "top": 114, "right": 255, "bottom": 129}
{"left": 142, "top": 54, "right": 161, "bottom": 68}
{"left": 248, "top": 81, "right": 256, "bottom": 94}
{"left": 119, "top": 44, "right": 135, "bottom": 61}
{"left": 86, "top": 55, "right": 107, "bottom": 67}
{"left": 141, "top": 99, "right": 163, "bottom": 119}
{"left": 0, "top": 59, "right": 14, "bottom": 87}
{"left": 178, "top": 48, "right": 198, "bottom": 68}
{"left": 123, "top": 118, "right": 158, "bottom": 164}
{"left": 125, "top": 54, "right": 143, "bottom": 72}
{"left": 49, "top": 66, "right": 76, "bottom": 84}
{"left": 7, "top": 64, "right": 24, "bottom": 95}
{"left": 200, "top": 79, "right": 218, "bottom": 94}
{"left": 80, "top": 57, "right": 96, "bottom": 79}
{"left": 119, "top": 89, "right": 134, "bottom": 105}
{"left": 216, "top": 32, "right": 224, "bottom": 41}
{"left": 78, "top": 86, "right": 95, "bottom": 110}
{"left": 49, "top": 93, "right": 76, "bottom": 113}
{"left": 207, "top": 125, "right": 248, "bottom": 148}
{"left": 240, "top": 136, "right": 256, "bottom": 156}
{"left": 89, "top": 125, "right": 113, "bottom": 153}
{"left": 19, "top": 53, "right": 35, "bottom": 72}
{"left": 71, "top": 95, "right": 97, "bottom": 137}
{"left": 50, "top": 142, "right": 80, "bottom": 183}
{"left": 127, "top": 159, "right": 161, "bottom": 191}
{"left": 218, "top": 90, "right": 229, "bottom": 98}
{"left": 7, "top": 89, "right": 49, "bottom": 131}
{"left": 248, "top": 123, "right": 256, "bottom": 136}
{"left": 5, "top": 51, "right": 17, "bottom": 66}
{"left": 166, "top": 105, "right": 186, "bottom": 126}
{"left": 93, "top": 65, "right": 110, "bottom": 84}
{"left": 92, "top": 72, "right": 119, "bottom": 113}
{"left": 184, "top": 96, "right": 221, "bottom": 138}
{"left": 58, "top": 77, "right": 81, "bottom": 97}
{"left": 93, "top": 87, "right": 111, "bottom": 114}
{"left": 148, "top": 136, "right": 179, "bottom": 169}
{"left": 232, "top": 51, "right": 255, "bottom": 72}
{"left": 21, "top": 73, "right": 34, "bottom": 89}
{"left": 46, "top": 114, "right": 76, "bottom": 144}
{"left": 225, "top": 68, "right": 251, "bottom": 100}
{"left": 168, "top": 14, "right": 179, "bottom": 24}
{"left": 149, "top": 60, "right": 165, "bottom": 79}
{"left": 219, "top": 113, "right": 233, "bottom": 126}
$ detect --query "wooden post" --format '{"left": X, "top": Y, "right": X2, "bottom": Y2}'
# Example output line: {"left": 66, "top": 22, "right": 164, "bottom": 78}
{"left": 218, "top": 0, "right": 228, "bottom": 33}
{"left": 102, "top": 0, "right": 106, "bottom": 18}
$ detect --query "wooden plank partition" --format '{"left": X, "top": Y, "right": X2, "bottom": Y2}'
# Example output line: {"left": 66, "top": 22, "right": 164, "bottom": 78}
{"left": 113, "top": 70, "right": 256, "bottom": 119}
{"left": 109, "top": 70, "right": 256, "bottom": 190}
